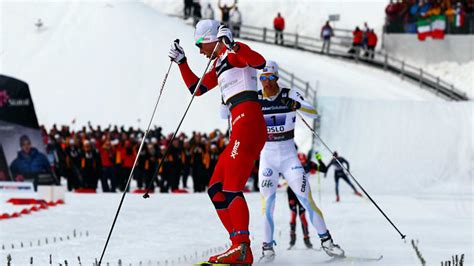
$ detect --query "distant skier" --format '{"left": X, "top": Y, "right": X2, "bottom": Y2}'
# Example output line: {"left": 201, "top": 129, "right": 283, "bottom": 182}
{"left": 168, "top": 19, "right": 267, "bottom": 264}
{"left": 287, "top": 185, "right": 313, "bottom": 248}
{"left": 257, "top": 60, "right": 344, "bottom": 262}
{"left": 325, "top": 151, "right": 362, "bottom": 202}
{"left": 35, "top": 18, "right": 43, "bottom": 31}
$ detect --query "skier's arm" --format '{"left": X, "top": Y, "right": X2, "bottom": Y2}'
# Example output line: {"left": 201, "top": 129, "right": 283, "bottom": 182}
{"left": 178, "top": 62, "right": 218, "bottom": 96}
{"left": 340, "top": 157, "right": 350, "bottom": 171}
{"left": 227, "top": 42, "right": 266, "bottom": 70}
{"left": 289, "top": 89, "right": 318, "bottom": 119}
{"left": 325, "top": 159, "right": 335, "bottom": 176}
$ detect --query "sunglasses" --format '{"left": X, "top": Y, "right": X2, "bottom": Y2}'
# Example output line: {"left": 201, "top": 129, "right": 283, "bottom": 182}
{"left": 195, "top": 36, "right": 204, "bottom": 48}
{"left": 259, "top": 75, "right": 277, "bottom": 81}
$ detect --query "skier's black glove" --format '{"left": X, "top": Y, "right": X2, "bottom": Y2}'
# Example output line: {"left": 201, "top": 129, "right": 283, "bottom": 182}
{"left": 281, "top": 97, "right": 301, "bottom": 110}
{"left": 168, "top": 40, "right": 186, "bottom": 64}
{"left": 217, "top": 25, "right": 235, "bottom": 50}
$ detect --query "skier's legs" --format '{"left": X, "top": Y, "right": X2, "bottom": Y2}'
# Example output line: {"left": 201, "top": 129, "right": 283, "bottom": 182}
{"left": 259, "top": 156, "right": 279, "bottom": 244}
{"left": 284, "top": 155, "right": 328, "bottom": 237}
{"left": 334, "top": 173, "right": 341, "bottom": 197}
{"left": 341, "top": 174, "right": 358, "bottom": 193}
{"left": 222, "top": 101, "right": 267, "bottom": 244}
{"left": 287, "top": 188, "right": 298, "bottom": 226}
{"left": 208, "top": 153, "right": 233, "bottom": 235}
{"left": 298, "top": 203, "right": 310, "bottom": 238}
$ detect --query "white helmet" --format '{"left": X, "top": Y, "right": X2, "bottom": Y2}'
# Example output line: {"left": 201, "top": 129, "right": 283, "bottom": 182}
{"left": 194, "top": 20, "right": 220, "bottom": 45}
{"left": 261, "top": 60, "right": 279, "bottom": 77}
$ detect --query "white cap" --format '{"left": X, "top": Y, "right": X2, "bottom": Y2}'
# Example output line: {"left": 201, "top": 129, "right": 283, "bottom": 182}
{"left": 261, "top": 60, "right": 279, "bottom": 77}
{"left": 194, "top": 20, "right": 220, "bottom": 44}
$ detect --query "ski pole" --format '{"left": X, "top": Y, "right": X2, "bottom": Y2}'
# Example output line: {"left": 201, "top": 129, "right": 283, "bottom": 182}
{"left": 296, "top": 111, "right": 406, "bottom": 240}
{"left": 142, "top": 41, "right": 221, "bottom": 199}
{"left": 98, "top": 40, "right": 178, "bottom": 265}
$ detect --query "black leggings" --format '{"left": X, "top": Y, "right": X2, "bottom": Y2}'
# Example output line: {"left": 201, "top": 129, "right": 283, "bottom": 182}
{"left": 335, "top": 171, "right": 357, "bottom": 196}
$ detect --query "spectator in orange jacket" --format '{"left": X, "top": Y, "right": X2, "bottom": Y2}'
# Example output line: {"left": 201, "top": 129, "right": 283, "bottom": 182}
{"left": 116, "top": 140, "right": 136, "bottom": 192}
{"left": 273, "top": 12, "right": 285, "bottom": 45}
{"left": 365, "top": 29, "right": 378, "bottom": 59}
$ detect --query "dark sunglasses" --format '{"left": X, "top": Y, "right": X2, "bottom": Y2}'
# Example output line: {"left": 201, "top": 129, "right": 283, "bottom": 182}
{"left": 259, "top": 75, "right": 277, "bottom": 81}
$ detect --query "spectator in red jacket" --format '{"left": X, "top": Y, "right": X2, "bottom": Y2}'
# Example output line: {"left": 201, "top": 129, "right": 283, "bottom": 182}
{"left": 273, "top": 12, "right": 285, "bottom": 45}
{"left": 349, "top": 26, "right": 363, "bottom": 56}
{"left": 365, "top": 29, "right": 378, "bottom": 59}
{"left": 99, "top": 140, "right": 117, "bottom": 192}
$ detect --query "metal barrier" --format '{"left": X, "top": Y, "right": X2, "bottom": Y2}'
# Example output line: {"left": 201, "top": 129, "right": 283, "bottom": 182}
{"left": 237, "top": 24, "right": 469, "bottom": 101}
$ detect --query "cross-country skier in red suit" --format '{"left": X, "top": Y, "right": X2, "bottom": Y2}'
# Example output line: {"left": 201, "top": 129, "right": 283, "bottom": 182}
{"left": 168, "top": 19, "right": 267, "bottom": 265}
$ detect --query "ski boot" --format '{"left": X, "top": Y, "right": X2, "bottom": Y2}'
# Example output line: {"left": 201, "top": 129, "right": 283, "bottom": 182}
{"left": 302, "top": 224, "right": 313, "bottom": 248}
{"left": 208, "top": 242, "right": 253, "bottom": 265}
{"left": 303, "top": 237, "right": 313, "bottom": 249}
{"left": 320, "top": 231, "right": 345, "bottom": 257}
{"left": 289, "top": 223, "right": 296, "bottom": 246}
{"left": 259, "top": 242, "right": 276, "bottom": 263}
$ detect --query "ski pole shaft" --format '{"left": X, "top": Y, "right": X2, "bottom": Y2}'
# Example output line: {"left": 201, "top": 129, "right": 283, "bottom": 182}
{"left": 143, "top": 41, "right": 221, "bottom": 198}
{"left": 98, "top": 43, "right": 178, "bottom": 265}
{"left": 296, "top": 112, "right": 406, "bottom": 240}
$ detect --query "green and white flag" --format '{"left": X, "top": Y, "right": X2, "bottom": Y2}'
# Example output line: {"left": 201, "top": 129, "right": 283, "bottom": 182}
{"left": 417, "top": 18, "right": 431, "bottom": 41}
{"left": 431, "top": 15, "right": 446, "bottom": 39}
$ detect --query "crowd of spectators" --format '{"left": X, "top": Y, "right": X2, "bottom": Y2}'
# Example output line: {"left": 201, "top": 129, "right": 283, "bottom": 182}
{"left": 183, "top": 0, "right": 242, "bottom": 34}
{"left": 348, "top": 23, "right": 378, "bottom": 59}
{"left": 39, "top": 123, "right": 240, "bottom": 193}
{"left": 385, "top": 0, "right": 474, "bottom": 34}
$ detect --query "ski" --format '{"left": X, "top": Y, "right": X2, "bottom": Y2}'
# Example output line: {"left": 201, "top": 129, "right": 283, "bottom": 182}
{"left": 325, "top": 255, "right": 383, "bottom": 263}
{"left": 195, "top": 263, "right": 252, "bottom": 266}
{"left": 287, "top": 245, "right": 295, "bottom": 250}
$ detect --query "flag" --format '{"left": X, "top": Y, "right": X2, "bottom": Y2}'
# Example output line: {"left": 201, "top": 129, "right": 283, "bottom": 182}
{"left": 417, "top": 18, "right": 431, "bottom": 41}
{"left": 431, "top": 15, "right": 446, "bottom": 39}
{"left": 455, "top": 8, "right": 465, "bottom": 27}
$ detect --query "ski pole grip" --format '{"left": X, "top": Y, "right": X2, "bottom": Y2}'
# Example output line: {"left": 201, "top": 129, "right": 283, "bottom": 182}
{"left": 170, "top": 39, "right": 180, "bottom": 62}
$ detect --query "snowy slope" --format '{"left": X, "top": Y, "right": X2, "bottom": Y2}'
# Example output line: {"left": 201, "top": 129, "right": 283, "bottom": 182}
{"left": 0, "top": 187, "right": 472, "bottom": 265}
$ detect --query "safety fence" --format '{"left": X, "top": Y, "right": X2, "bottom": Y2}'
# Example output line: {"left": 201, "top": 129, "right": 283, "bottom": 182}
{"left": 237, "top": 23, "right": 468, "bottom": 101}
